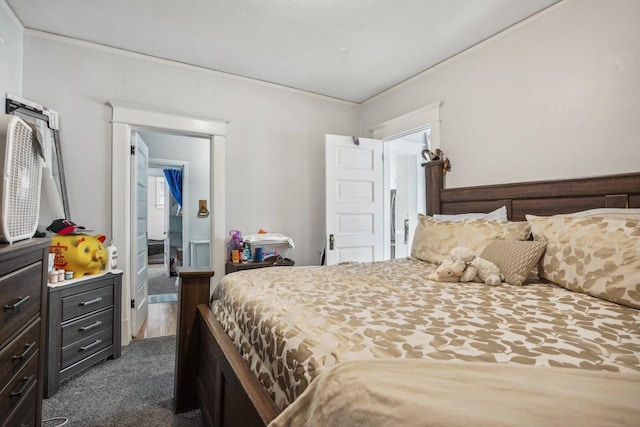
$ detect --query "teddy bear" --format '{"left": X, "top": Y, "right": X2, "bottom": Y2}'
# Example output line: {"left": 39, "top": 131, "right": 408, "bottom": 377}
{"left": 429, "top": 246, "right": 503, "bottom": 286}
{"left": 463, "top": 256, "right": 503, "bottom": 286}
{"left": 427, "top": 259, "right": 465, "bottom": 282}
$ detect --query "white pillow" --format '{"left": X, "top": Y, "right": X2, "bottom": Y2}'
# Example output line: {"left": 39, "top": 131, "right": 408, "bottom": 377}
{"left": 433, "top": 206, "right": 507, "bottom": 222}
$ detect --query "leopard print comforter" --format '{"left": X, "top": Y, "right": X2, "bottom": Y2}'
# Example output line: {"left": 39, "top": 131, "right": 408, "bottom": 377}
{"left": 211, "top": 258, "right": 640, "bottom": 410}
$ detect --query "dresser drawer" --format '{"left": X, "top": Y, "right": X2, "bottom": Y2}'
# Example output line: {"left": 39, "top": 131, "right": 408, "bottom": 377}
{"left": 62, "top": 285, "right": 114, "bottom": 322}
{"left": 0, "top": 319, "right": 39, "bottom": 389}
{"left": 0, "top": 262, "right": 42, "bottom": 347}
{"left": 1, "top": 383, "right": 36, "bottom": 427}
{"left": 61, "top": 307, "right": 113, "bottom": 348}
{"left": 61, "top": 327, "right": 112, "bottom": 370}
{"left": 0, "top": 351, "right": 37, "bottom": 421}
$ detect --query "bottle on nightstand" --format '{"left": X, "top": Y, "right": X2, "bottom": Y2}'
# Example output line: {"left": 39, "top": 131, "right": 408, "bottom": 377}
{"left": 106, "top": 240, "right": 118, "bottom": 271}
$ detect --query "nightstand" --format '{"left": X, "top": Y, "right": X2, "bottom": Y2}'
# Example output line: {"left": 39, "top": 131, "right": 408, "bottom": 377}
{"left": 44, "top": 271, "right": 123, "bottom": 398}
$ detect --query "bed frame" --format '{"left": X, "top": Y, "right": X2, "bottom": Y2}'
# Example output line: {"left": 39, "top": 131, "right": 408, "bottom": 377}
{"left": 174, "top": 164, "right": 640, "bottom": 427}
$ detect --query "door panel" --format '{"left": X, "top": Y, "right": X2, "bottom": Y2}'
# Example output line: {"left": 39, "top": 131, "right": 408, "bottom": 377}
{"left": 337, "top": 214, "right": 374, "bottom": 235}
{"left": 131, "top": 132, "right": 149, "bottom": 336}
{"left": 325, "top": 135, "right": 383, "bottom": 265}
{"left": 336, "top": 246, "right": 374, "bottom": 263}
{"left": 337, "top": 180, "right": 374, "bottom": 202}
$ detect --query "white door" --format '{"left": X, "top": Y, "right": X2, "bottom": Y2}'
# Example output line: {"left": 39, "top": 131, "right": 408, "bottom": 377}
{"left": 325, "top": 135, "right": 383, "bottom": 265}
{"left": 131, "top": 132, "right": 149, "bottom": 336}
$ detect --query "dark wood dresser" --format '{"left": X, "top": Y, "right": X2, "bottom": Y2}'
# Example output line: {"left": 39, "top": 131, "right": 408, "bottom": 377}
{"left": 0, "top": 238, "right": 50, "bottom": 427}
{"left": 44, "top": 271, "right": 122, "bottom": 398}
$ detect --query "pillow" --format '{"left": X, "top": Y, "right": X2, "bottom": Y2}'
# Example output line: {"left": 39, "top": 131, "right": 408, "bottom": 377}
{"left": 411, "top": 215, "right": 531, "bottom": 265}
{"left": 480, "top": 240, "right": 547, "bottom": 286}
{"left": 569, "top": 208, "right": 640, "bottom": 219}
{"left": 433, "top": 206, "right": 508, "bottom": 222}
{"left": 526, "top": 214, "right": 640, "bottom": 309}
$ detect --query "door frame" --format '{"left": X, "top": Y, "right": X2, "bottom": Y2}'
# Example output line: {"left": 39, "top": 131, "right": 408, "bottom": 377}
{"left": 108, "top": 102, "right": 227, "bottom": 346}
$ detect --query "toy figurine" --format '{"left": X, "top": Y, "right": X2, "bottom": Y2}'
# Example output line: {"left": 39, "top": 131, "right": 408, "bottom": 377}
{"left": 50, "top": 234, "right": 107, "bottom": 278}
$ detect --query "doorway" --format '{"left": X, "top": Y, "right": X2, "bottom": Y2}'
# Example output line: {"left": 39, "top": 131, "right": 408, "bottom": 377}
{"left": 146, "top": 166, "right": 181, "bottom": 303}
{"left": 323, "top": 129, "right": 431, "bottom": 265}
{"left": 385, "top": 128, "right": 429, "bottom": 259}
{"left": 109, "top": 102, "right": 227, "bottom": 346}
{"left": 134, "top": 131, "right": 209, "bottom": 340}
{"left": 371, "top": 101, "right": 442, "bottom": 261}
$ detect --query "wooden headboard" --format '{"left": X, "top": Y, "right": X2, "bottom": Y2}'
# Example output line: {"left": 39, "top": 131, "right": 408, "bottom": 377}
{"left": 424, "top": 161, "right": 640, "bottom": 221}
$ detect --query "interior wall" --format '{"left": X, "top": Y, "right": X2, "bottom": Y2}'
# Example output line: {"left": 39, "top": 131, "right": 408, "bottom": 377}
{"left": 21, "top": 32, "right": 359, "bottom": 266}
{"left": 361, "top": 0, "right": 640, "bottom": 188}
{"left": 146, "top": 173, "right": 164, "bottom": 241}
{"left": 0, "top": 1, "right": 22, "bottom": 98}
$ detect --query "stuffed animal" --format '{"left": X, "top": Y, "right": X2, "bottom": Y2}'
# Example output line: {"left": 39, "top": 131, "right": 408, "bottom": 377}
{"left": 428, "top": 259, "right": 465, "bottom": 282}
{"left": 430, "top": 246, "right": 503, "bottom": 286}
{"left": 448, "top": 246, "right": 476, "bottom": 264}
{"left": 428, "top": 246, "right": 473, "bottom": 282}
{"left": 463, "top": 256, "right": 503, "bottom": 286}
{"left": 50, "top": 234, "right": 107, "bottom": 278}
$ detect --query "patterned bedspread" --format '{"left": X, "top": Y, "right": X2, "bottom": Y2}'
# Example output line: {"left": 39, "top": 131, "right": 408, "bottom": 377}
{"left": 211, "top": 258, "right": 640, "bottom": 410}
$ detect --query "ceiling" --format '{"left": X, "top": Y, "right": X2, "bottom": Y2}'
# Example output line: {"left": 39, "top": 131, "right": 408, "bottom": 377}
{"left": 6, "top": 0, "right": 560, "bottom": 103}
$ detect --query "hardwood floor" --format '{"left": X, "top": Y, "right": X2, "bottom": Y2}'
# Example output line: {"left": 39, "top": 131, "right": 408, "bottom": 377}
{"left": 134, "top": 301, "right": 178, "bottom": 340}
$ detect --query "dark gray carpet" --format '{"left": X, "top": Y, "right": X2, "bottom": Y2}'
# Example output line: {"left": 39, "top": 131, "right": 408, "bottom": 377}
{"left": 42, "top": 335, "right": 202, "bottom": 427}
{"left": 148, "top": 264, "right": 178, "bottom": 296}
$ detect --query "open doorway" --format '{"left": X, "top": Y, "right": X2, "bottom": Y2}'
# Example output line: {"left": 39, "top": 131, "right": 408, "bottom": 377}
{"left": 371, "top": 102, "right": 441, "bottom": 261}
{"left": 109, "top": 101, "right": 226, "bottom": 347}
{"left": 146, "top": 165, "right": 183, "bottom": 303}
{"left": 385, "top": 128, "right": 429, "bottom": 259}
{"left": 133, "top": 130, "right": 209, "bottom": 340}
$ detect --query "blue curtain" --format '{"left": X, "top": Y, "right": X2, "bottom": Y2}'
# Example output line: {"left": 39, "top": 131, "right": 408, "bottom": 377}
{"left": 163, "top": 168, "right": 183, "bottom": 210}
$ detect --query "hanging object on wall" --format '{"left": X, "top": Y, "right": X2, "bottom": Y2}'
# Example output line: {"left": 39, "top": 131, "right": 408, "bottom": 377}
{"left": 197, "top": 199, "right": 209, "bottom": 217}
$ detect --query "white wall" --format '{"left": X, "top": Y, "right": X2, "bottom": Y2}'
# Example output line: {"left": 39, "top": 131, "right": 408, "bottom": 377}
{"left": 21, "top": 32, "right": 359, "bottom": 266}
{"left": 146, "top": 174, "right": 164, "bottom": 241}
{"left": 361, "top": 0, "right": 640, "bottom": 188}
{"left": 0, "top": 1, "right": 22, "bottom": 98}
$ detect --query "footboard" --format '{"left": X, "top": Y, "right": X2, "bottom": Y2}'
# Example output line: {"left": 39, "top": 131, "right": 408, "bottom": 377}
{"left": 197, "top": 304, "right": 280, "bottom": 426}
{"left": 174, "top": 267, "right": 214, "bottom": 413}
{"left": 174, "top": 267, "right": 279, "bottom": 427}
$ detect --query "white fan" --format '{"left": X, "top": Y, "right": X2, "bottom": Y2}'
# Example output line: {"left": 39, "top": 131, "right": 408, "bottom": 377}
{"left": 0, "top": 114, "right": 43, "bottom": 243}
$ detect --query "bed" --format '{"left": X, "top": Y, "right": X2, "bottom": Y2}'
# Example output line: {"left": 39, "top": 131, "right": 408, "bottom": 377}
{"left": 174, "top": 162, "right": 640, "bottom": 426}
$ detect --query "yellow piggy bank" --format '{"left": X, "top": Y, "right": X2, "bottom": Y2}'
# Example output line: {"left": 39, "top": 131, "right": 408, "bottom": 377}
{"left": 50, "top": 234, "right": 107, "bottom": 278}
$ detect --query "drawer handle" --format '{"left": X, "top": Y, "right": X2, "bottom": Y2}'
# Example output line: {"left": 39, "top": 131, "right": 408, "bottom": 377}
{"left": 12, "top": 341, "right": 36, "bottom": 361}
{"left": 80, "top": 339, "right": 102, "bottom": 352}
{"left": 80, "top": 296, "right": 103, "bottom": 306}
{"left": 4, "top": 295, "right": 30, "bottom": 310}
{"left": 10, "top": 374, "right": 34, "bottom": 399}
{"left": 80, "top": 320, "right": 103, "bottom": 331}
